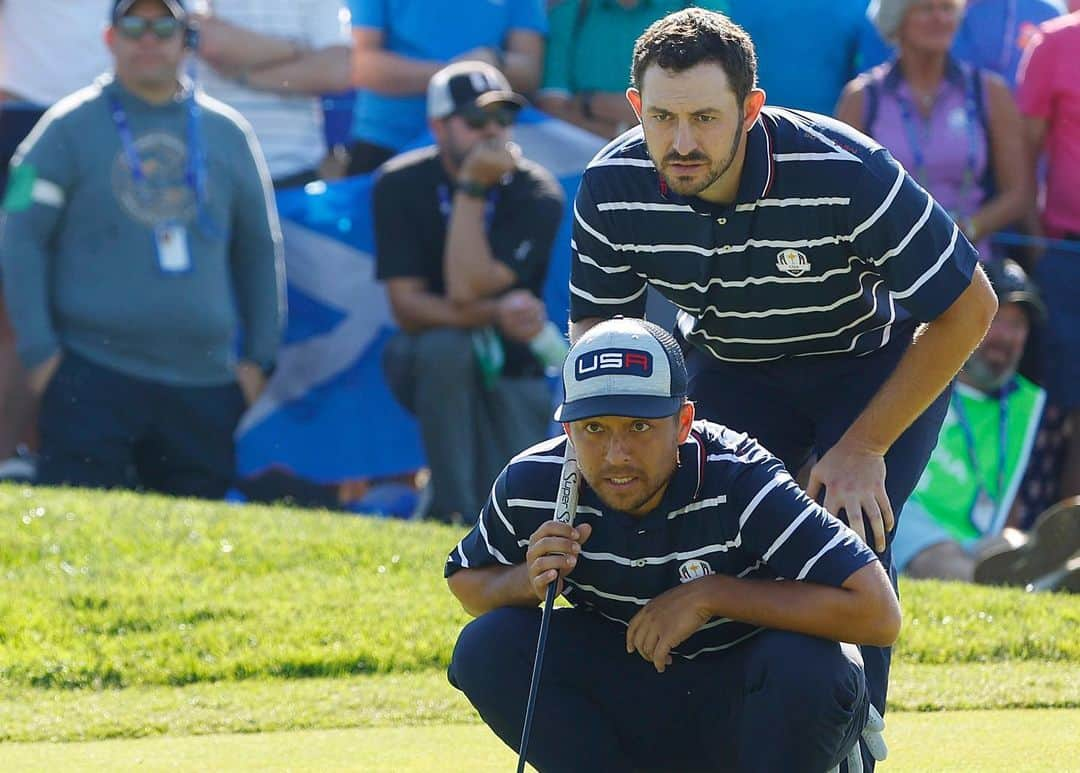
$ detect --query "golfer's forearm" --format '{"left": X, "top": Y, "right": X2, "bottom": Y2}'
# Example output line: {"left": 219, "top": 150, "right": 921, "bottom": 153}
{"left": 698, "top": 566, "right": 901, "bottom": 646}
{"left": 842, "top": 270, "right": 997, "bottom": 454}
{"left": 447, "top": 565, "right": 539, "bottom": 617}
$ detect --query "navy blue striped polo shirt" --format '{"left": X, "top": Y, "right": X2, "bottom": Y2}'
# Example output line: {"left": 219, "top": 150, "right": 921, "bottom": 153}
{"left": 569, "top": 107, "right": 979, "bottom": 363}
{"left": 445, "top": 420, "right": 878, "bottom": 658}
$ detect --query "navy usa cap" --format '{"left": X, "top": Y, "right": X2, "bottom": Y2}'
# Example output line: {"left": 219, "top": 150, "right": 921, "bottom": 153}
{"left": 554, "top": 318, "right": 688, "bottom": 422}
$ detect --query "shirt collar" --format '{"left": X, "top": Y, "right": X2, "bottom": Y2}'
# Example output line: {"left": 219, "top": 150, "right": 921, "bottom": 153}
{"left": 734, "top": 117, "right": 775, "bottom": 204}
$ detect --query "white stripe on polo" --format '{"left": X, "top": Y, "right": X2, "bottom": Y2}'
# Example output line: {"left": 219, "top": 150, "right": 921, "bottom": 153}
{"left": 893, "top": 224, "right": 960, "bottom": 299}
{"left": 762, "top": 503, "right": 817, "bottom": 561}
{"left": 31, "top": 178, "right": 65, "bottom": 207}
{"left": 735, "top": 196, "right": 850, "bottom": 212}
{"left": 795, "top": 531, "right": 849, "bottom": 580}
{"left": 569, "top": 281, "right": 647, "bottom": 305}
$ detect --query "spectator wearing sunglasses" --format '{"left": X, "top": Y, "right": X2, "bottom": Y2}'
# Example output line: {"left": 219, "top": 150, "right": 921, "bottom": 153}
{"left": 374, "top": 61, "right": 564, "bottom": 524}
{"left": 0, "top": 0, "right": 284, "bottom": 498}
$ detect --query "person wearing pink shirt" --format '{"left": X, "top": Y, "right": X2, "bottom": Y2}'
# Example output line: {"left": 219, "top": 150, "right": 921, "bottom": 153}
{"left": 1016, "top": 1, "right": 1080, "bottom": 502}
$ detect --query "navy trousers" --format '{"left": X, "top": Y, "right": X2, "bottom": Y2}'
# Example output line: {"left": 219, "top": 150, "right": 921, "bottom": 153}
{"left": 686, "top": 334, "right": 951, "bottom": 769}
{"left": 450, "top": 607, "right": 869, "bottom": 773}
{"left": 37, "top": 351, "right": 245, "bottom": 499}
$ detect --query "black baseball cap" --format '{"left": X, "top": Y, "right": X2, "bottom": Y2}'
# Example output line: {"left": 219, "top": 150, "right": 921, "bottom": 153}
{"left": 426, "top": 61, "right": 526, "bottom": 120}
{"left": 983, "top": 258, "right": 1046, "bottom": 323}
{"left": 112, "top": 0, "right": 186, "bottom": 21}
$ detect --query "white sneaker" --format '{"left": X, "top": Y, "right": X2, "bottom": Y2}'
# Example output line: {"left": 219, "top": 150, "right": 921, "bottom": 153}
{"left": 827, "top": 704, "right": 887, "bottom": 773}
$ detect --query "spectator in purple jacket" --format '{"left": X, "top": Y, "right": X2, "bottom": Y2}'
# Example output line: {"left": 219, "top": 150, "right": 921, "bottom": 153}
{"left": 836, "top": 0, "right": 1030, "bottom": 262}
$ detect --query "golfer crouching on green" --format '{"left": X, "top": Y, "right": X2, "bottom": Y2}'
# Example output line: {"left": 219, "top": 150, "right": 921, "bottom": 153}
{"left": 445, "top": 318, "right": 897, "bottom": 772}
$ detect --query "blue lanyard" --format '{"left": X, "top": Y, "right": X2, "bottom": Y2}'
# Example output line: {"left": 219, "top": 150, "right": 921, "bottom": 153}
{"left": 895, "top": 67, "right": 981, "bottom": 211}
{"left": 950, "top": 381, "right": 1013, "bottom": 501}
{"left": 108, "top": 90, "right": 216, "bottom": 235}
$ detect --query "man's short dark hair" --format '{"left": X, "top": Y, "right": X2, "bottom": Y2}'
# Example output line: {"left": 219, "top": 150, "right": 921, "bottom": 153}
{"left": 631, "top": 8, "right": 757, "bottom": 106}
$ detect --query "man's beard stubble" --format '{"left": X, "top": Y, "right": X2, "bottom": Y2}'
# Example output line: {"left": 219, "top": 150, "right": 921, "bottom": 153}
{"left": 590, "top": 450, "right": 680, "bottom": 516}
{"left": 651, "top": 121, "right": 744, "bottom": 198}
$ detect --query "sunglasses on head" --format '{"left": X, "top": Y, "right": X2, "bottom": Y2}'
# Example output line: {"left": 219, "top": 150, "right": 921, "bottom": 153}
{"left": 459, "top": 107, "right": 517, "bottom": 130}
{"left": 116, "top": 15, "right": 183, "bottom": 40}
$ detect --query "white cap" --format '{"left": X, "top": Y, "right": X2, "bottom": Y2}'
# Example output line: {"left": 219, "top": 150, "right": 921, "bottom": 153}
{"left": 554, "top": 318, "right": 687, "bottom": 422}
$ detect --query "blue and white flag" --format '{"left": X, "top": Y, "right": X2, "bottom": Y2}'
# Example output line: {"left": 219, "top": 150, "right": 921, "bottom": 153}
{"left": 235, "top": 109, "right": 606, "bottom": 485}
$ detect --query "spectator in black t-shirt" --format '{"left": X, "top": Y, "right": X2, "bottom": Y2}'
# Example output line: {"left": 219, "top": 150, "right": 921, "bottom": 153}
{"left": 373, "top": 61, "right": 565, "bottom": 524}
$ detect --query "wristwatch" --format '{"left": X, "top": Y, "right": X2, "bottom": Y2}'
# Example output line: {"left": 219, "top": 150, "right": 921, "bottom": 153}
{"left": 456, "top": 179, "right": 490, "bottom": 199}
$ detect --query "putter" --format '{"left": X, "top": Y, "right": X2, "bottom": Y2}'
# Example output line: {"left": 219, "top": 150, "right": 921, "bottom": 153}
{"left": 516, "top": 441, "right": 580, "bottom": 773}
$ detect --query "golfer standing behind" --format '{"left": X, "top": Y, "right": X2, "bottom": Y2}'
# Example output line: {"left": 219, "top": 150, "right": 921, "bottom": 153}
{"left": 568, "top": 8, "right": 997, "bottom": 768}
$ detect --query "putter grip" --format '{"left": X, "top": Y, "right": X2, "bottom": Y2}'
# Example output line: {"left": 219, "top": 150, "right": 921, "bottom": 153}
{"left": 554, "top": 449, "right": 580, "bottom": 526}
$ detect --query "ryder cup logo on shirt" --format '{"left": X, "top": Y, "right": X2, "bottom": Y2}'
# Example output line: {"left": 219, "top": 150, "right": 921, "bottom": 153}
{"left": 776, "top": 249, "right": 811, "bottom": 277}
{"left": 679, "top": 559, "right": 714, "bottom": 583}
{"left": 575, "top": 348, "right": 653, "bottom": 380}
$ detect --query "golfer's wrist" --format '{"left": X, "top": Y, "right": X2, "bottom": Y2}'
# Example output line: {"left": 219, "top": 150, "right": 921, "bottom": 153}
{"left": 697, "top": 573, "right": 732, "bottom": 619}
{"left": 518, "top": 564, "right": 546, "bottom": 606}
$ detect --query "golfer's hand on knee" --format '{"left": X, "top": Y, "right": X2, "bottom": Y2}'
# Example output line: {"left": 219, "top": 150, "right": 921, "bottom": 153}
{"left": 524, "top": 521, "right": 593, "bottom": 601}
{"left": 806, "top": 440, "right": 893, "bottom": 553}
{"left": 626, "top": 581, "right": 714, "bottom": 673}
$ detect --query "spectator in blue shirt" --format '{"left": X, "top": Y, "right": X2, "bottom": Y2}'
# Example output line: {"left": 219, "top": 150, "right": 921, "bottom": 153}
{"left": 953, "top": 0, "right": 1063, "bottom": 88}
{"left": 727, "top": 0, "right": 869, "bottom": 115}
{"left": 345, "top": 0, "right": 547, "bottom": 174}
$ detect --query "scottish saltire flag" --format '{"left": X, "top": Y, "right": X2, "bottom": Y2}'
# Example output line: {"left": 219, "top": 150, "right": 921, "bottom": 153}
{"left": 235, "top": 109, "right": 606, "bottom": 484}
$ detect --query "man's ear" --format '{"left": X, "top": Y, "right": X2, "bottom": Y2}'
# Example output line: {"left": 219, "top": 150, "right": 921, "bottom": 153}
{"left": 626, "top": 88, "right": 643, "bottom": 120}
{"left": 428, "top": 117, "right": 445, "bottom": 143}
{"left": 743, "top": 88, "right": 766, "bottom": 131}
{"left": 677, "top": 401, "right": 695, "bottom": 443}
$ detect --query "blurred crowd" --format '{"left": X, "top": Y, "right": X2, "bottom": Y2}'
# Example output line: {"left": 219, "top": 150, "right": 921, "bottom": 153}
{"left": 0, "top": 0, "right": 1077, "bottom": 589}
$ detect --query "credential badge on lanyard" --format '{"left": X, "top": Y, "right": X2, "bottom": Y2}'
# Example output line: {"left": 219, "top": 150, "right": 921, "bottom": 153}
{"left": 109, "top": 92, "right": 215, "bottom": 275}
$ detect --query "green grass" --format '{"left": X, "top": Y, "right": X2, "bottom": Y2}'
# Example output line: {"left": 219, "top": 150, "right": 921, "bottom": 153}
{"left": 1, "top": 484, "right": 1077, "bottom": 747}
{"left": 0, "top": 663, "right": 1076, "bottom": 744}
{"left": 4, "top": 711, "right": 1078, "bottom": 772}
{"left": 0, "top": 485, "right": 466, "bottom": 688}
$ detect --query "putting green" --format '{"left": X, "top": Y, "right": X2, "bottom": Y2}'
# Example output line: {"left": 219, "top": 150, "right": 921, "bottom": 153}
{"left": 3, "top": 709, "right": 1077, "bottom": 771}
